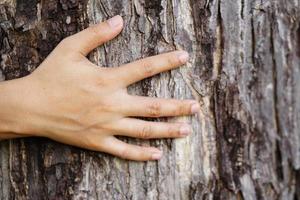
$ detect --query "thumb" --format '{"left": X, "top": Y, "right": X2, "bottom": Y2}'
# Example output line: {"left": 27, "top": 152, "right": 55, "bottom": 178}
{"left": 63, "top": 15, "right": 123, "bottom": 56}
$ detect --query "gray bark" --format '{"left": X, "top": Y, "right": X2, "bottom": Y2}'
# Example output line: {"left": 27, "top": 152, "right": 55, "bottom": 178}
{"left": 0, "top": 0, "right": 300, "bottom": 199}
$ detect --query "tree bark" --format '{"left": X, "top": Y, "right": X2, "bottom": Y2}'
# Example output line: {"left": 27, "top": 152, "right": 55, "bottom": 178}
{"left": 0, "top": 0, "right": 300, "bottom": 199}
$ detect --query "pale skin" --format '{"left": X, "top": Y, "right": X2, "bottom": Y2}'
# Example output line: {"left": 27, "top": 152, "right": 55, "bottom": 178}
{"left": 0, "top": 15, "right": 200, "bottom": 161}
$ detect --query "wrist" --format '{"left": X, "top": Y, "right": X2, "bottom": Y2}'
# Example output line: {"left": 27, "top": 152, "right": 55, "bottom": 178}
{"left": 0, "top": 77, "right": 36, "bottom": 136}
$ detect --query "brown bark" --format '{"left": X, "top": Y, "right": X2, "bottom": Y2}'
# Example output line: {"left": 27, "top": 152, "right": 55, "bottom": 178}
{"left": 0, "top": 0, "right": 300, "bottom": 199}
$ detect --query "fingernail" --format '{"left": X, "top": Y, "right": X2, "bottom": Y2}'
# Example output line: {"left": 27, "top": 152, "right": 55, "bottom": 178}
{"left": 178, "top": 51, "right": 189, "bottom": 63}
{"left": 152, "top": 151, "right": 163, "bottom": 160}
{"left": 191, "top": 103, "right": 200, "bottom": 114}
{"left": 180, "top": 124, "right": 191, "bottom": 136}
{"left": 107, "top": 15, "right": 122, "bottom": 28}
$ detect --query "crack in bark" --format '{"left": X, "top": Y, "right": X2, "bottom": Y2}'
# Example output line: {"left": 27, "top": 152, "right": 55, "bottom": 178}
{"left": 296, "top": 22, "right": 300, "bottom": 57}
{"left": 213, "top": 0, "right": 223, "bottom": 81}
{"left": 250, "top": 16, "right": 256, "bottom": 68}
{"left": 240, "top": 0, "right": 244, "bottom": 19}
{"left": 270, "top": 9, "right": 285, "bottom": 187}
{"left": 98, "top": 0, "right": 110, "bottom": 17}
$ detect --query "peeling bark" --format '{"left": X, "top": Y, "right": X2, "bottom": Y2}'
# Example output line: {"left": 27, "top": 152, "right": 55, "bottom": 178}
{"left": 0, "top": 0, "right": 300, "bottom": 199}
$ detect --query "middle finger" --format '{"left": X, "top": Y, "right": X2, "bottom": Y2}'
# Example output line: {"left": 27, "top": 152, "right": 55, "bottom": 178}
{"left": 120, "top": 95, "right": 200, "bottom": 118}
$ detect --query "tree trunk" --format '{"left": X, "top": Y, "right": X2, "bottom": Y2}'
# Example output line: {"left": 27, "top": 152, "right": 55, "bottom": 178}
{"left": 0, "top": 0, "right": 300, "bottom": 199}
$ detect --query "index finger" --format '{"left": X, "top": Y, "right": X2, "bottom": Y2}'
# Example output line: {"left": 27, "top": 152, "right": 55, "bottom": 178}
{"left": 113, "top": 50, "right": 189, "bottom": 87}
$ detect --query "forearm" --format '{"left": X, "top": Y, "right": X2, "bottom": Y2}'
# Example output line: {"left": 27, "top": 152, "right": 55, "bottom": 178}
{"left": 0, "top": 79, "right": 33, "bottom": 140}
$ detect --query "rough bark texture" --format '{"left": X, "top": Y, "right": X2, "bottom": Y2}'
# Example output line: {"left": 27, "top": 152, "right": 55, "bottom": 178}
{"left": 0, "top": 0, "right": 300, "bottom": 199}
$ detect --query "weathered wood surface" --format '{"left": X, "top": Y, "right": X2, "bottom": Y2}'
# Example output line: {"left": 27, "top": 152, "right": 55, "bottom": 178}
{"left": 0, "top": 0, "right": 299, "bottom": 199}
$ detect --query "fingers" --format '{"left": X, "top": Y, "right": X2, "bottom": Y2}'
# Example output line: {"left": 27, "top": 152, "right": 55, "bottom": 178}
{"left": 109, "top": 118, "right": 192, "bottom": 139}
{"left": 61, "top": 15, "right": 123, "bottom": 56}
{"left": 103, "top": 136, "right": 163, "bottom": 161}
{"left": 120, "top": 96, "right": 200, "bottom": 117}
{"left": 114, "top": 50, "right": 189, "bottom": 87}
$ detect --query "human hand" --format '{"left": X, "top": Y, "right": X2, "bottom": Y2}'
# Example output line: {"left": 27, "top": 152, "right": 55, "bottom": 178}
{"left": 0, "top": 15, "right": 199, "bottom": 161}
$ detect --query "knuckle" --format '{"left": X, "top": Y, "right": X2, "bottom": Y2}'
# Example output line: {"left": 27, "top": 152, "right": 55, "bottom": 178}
{"left": 139, "top": 147, "right": 150, "bottom": 159}
{"left": 167, "top": 126, "right": 177, "bottom": 137}
{"left": 142, "top": 61, "right": 155, "bottom": 76}
{"left": 59, "top": 37, "right": 73, "bottom": 48}
{"left": 147, "top": 102, "right": 162, "bottom": 117}
{"left": 139, "top": 125, "right": 152, "bottom": 139}
{"left": 88, "top": 25, "right": 109, "bottom": 42}
{"left": 95, "top": 102, "right": 114, "bottom": 114}
{"left": 88, "top": 25, "right": 101, "bottom": 37}
{"left": 94, "top": 76, "right": 108, "bottom": 87}
{"left": 84, "top": 135, "right": 103, "bottom": 151}
{"left": 92, "top": 70, "right": 113, "bottom": 87}
{"left": 119, "top": 147, "right": 130, "bottom": 159}
{"left": 166, "top": 55, "right": 176, "bottom": 67}
{"left": 175, "top": 103, "right": 188, "bottom": 115}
